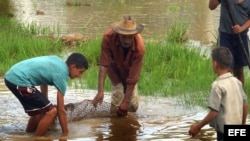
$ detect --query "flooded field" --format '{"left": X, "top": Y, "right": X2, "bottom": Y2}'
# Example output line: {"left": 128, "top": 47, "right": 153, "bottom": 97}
{"left": 1, "top": 0, "right": 250, "bottom": 140}
{"left": 2, "top": 79, "right": 249, "bottom": 141}
{"left": 0, "top": 82, "right": 216, "bottom": 141}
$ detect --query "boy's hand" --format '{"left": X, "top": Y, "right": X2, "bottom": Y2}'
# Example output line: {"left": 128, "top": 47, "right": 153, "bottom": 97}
{"left": 188, "top": 124, "right": 201, "bottom": 137}
{"left": 232, "top": 24, "right": 242, "bottom": 34}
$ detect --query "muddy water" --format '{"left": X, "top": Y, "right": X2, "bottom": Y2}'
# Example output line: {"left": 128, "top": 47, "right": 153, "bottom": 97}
{"left": 3, "top": 80, "right": 249, "bottom": 141}
{"left": 0, "top": 79, "right": 215, "bottom": 141}
{"left": 1, "top": 0, "right": 250, "bottom": 141}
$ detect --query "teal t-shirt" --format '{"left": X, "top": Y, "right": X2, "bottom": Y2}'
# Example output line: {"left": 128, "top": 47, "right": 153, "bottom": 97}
{"left": 5, "top": 55, "right": 69, "bottom": 95}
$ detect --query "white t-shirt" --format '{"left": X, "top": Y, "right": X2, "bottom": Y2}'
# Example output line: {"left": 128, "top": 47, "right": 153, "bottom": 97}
{"left": 208, "top": 72, "right": 247, "bottom": 133}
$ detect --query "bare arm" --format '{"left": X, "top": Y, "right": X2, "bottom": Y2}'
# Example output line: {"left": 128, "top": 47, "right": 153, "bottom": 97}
{"left": 242, "top": 102, "right": 248, "bottom": 124}
{"left": 241, "top": 18, "right": 250, "bottom": 31}
{"left": 92, "top": 65, "right": 108, "bottom": 105}
{"left": 209, "top": 0, "right": 220, "bottom": 10}
{"left": 57, "top": 91, "right": 68, "bottom": 135}
{"left": 122, "top": 84, "right": 135, "bottom": 104}
{"left": 98, "top": 65, "right": 107, "bottom": 94}
{"left": 232, "top": 19, "right": 250, "bottom": 33}
{"left": 189, "top": 109, "right": 218, "bottom": 137}
{"left": 40, "top": 85, "right": 48, "bottom": 98}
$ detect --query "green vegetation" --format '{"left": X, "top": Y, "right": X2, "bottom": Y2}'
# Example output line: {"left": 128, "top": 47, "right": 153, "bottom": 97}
{"left": 0, "top": 16, "right": 63, "bottom": 75}
{"left": 1, "top": 16, "right": 250, "bottom": 108}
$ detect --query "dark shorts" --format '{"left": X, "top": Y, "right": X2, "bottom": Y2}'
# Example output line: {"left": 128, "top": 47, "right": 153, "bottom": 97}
{"left": 218, "top": 32, "right": 249, "bottom": 67}
{"left": 217, "top": 131, "right": 224, "bottom": 141}
{"left": 4, "top": 78, "right": 54, "bottom": 116}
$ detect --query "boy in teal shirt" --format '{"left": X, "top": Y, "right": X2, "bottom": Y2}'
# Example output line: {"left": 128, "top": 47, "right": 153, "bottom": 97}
{"left": 4, "top": 52, "right": 88, "bottom": 136}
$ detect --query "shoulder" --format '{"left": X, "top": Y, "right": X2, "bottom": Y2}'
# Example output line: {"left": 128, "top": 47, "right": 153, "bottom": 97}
{"left": 102, "top": 29, "right": 118, "bottom": 44}
{"left": 135, "top": 34, "right": 145, "bottom": 52}
{"left": 103, "top": 29, "right": 116, "bottom": 38}
{"left": 211, "top": 80, "right": 221, "bottom": 91}
{"left": 135, "top": 34, "right": 144, "bottom": 42}
{"left": 232, "top": 76, "right": 244, "bottom": 87}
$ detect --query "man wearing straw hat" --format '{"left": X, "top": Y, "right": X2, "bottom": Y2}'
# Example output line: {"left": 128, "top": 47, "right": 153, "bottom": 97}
{"left": 92, "top": 15, "right": 145, "bottom": 117}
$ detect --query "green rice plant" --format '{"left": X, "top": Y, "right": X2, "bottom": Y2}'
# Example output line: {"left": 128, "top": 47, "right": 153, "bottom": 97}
{"left": 140, "top": 39, "right": 214, "bottom": 97}
{"left": 165, "top": 21, "right": 189, "bottom": 43}
{"left": 243, "top": 68, "right": 250, "bottom": 98}
{"left": 0, "top": 16, "right": 63, "bottom": 75}
{"left": 165, "top": 4, "right": 180, "bottom": 13}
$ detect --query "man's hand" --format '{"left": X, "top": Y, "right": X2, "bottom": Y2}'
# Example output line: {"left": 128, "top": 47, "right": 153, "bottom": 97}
{"left": 116, "top": 106, "right": 128, "bottom": 117}
{"left": 92, "top": 92, "right": 104, "bottom": 107}
{"left": 116, "top": 101, "right": 129, "bottom": 117}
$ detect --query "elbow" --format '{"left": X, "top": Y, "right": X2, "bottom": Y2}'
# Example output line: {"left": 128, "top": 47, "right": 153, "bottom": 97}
{"left": 208, "top": 3, "right": 218, "bottom": 10}
{"left": 57, "top": 107, "right": 66, "bottom": 115}
{"left": 209, "top": 6, "right": 216, "bottom": 10}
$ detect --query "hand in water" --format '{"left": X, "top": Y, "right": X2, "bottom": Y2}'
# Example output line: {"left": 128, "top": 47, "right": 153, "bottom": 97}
{"left": 92, "top": 92, "right": 104, "bottom": 107}
{"left": 116, "top": 106, "right": 128, "bottom": 117}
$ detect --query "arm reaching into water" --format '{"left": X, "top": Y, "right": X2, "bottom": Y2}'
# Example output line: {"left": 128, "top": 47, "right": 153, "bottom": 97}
{"left": 189, "top": 109, "right": 218, "bottom": 137}
{"left": 57, "top": 91, "right": 68, "bottom": 135}
{"left": 92, "top": 65, "right": 108, "bottom": 106}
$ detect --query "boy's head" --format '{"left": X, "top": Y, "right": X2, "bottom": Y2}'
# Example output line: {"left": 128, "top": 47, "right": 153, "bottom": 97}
{"left": 66, "top": 53, "right": 88, "bottom": 79}
{"left": 211, "top": 47, "right": 233, "bottom": 72}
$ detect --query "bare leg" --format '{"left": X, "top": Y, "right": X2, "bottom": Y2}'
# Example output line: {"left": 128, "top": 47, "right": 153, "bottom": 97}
{"left": 233, "top": 67, "right": 244, "bottom": 85}
{"left": 35, "top": 107, "right": 57, "bottom": 136}
{"left": 26, "top": 113, "right": 44, "bottom": 133}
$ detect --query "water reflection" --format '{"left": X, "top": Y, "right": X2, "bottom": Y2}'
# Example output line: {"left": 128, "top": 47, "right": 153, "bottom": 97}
{"left": 105, "top": 115, "right": 140, "bottom": 141}
{"left": 1, "top": 0, "right": 250, "bottom": 140}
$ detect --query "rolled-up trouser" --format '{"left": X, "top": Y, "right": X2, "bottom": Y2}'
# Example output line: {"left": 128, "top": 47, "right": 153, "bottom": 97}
{"left": 111, "top": 83, "right": 139, "bottom": 112}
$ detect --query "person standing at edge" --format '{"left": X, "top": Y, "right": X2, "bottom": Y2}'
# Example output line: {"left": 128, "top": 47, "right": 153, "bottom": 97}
{"left": 92, "top": 15, "right": 145, "bottom": 117}
{"left": 209, "top": 0, "right": 250, "bottom": 85}
{"left": 188, "top": 47, "right": 248, "bottom": 141}
{"left": 4, "top": 53, "right": 88, "bottom": 136}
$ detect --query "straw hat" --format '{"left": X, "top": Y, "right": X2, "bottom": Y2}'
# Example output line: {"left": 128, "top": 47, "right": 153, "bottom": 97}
{"left": 111, "top": 15, "right": 144, "bottom": 35}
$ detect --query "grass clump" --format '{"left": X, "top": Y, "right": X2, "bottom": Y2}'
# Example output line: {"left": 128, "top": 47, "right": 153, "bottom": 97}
{"left": 0, "top": 16, "right": 63, "bottom": 75}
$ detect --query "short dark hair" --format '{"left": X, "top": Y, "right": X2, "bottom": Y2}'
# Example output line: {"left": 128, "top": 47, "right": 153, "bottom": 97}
{"left": 211, "top": 47, "right": 233, "bottom": 69}
{"left": 66, "top": 53, "right": 88, "bottom": 69}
